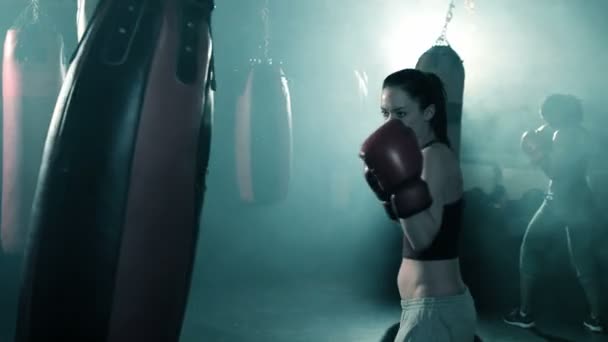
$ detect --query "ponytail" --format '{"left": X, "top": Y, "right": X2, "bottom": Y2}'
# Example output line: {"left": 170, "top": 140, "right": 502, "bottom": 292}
{"left": 424, "top": 72, "right": 451, "bottom": 148}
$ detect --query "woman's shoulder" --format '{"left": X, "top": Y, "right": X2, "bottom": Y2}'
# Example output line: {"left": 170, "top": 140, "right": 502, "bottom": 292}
{"left": 421, "top": 143, "right": 463, "bottom": 196}
{"left": 421, "top": 143, "right": 458, "bottom": 166}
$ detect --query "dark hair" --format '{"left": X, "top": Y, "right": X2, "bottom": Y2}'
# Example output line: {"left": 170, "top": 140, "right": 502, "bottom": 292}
{"left": 540, "top": 93, "right": 583, "bottom": 128}
{"left": 382, "top": 68, "right": 450, "bottom": 147}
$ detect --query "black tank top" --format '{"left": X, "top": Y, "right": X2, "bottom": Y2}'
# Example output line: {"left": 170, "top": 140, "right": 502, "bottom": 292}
{"left": 403, "top": 140, "right": 462, "bottom": 261}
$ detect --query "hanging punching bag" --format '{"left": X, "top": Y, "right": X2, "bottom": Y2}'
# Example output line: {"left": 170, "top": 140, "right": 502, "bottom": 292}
{"left": 0, "top": 1, "right": 26, "bottom": 256}
{"left": 235, "top": 59, "right": 293, "bottom": 205}
{"left": 16, "top": 0, "right": 215, "bottom": 341}
{"left": 416, "top": 44, "right": 464, "bottom": 156}
{"left": 1, "top": 5, "right": 66, "bottom": 255}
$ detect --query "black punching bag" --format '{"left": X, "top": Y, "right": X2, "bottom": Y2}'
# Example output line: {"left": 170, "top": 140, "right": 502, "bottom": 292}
{"left": 16, "top": 0, "right": 215, "bottom": 341}
{"left": 416, "top": 44, "right": 465, "bottom": 156}
{"left": 76, "top": 0, "right": 101, "bottom": 42}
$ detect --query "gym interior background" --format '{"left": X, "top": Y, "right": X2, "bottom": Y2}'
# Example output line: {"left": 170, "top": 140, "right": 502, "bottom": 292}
{"left": 1, "top": 0, "right": 607, "bottom": 341}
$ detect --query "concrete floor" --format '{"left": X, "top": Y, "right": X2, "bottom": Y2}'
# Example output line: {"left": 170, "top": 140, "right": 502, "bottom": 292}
{"left": 179, "top": 279, "right": 608, "bottom": 342}
{"left": 1, "top": 198, "right": 606, "bottom": 342}
{"left": 1, "top": 261, "right": 607, "bottom": 342}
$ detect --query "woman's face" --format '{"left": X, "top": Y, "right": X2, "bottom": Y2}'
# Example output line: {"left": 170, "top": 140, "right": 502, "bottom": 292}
{"left": 380, "top": 86, "right": 434, "bottom": 143}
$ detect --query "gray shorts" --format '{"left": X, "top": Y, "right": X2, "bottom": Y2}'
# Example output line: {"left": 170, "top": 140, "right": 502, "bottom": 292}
{"left": 395, "top": 289, "right": 477, "bottom": 342}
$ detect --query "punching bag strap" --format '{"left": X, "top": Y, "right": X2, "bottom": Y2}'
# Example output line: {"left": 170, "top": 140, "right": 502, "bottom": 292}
{"left": 208, "top": 54, "right": 216, "bottom": 90}
{"left": 204, "top": 0, "right": 217, "bottom": 90}
{"left": 177, "top": 0, "right": 215, "bottom": 84}
{"left": 100, "top": 1, "right": 147, "bottom": 66}
{"left": 205, "top": 0, "right": 217, "bottom": 91}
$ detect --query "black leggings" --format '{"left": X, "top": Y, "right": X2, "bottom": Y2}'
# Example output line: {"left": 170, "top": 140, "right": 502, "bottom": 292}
{"left": 520, "top": 198, "right": 598, "bottom": 278}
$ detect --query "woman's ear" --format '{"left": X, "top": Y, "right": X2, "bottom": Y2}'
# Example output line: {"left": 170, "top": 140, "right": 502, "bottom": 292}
{"left": 423, "top": 104, "right": 436, "bottom": 121}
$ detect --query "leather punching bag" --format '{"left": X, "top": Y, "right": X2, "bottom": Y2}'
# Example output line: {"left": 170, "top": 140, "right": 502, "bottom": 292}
{"left": 416, "top": 44, "right": 465, "bottom": 156}
{"left": 0, "top": 1, "right": 32, "bottom": 256}
{"left": 235, "top": 59, "right": 293, "bottom": 205}
{"left": 1, "top": 6, "right": 66, "bottom": 254}
{"left": 16, "top": 0, "right": 215, "bottom": 341}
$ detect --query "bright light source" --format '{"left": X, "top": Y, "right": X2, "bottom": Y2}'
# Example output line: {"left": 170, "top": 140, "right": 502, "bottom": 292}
{"left": 378, "top": 6, "right": 480, "bottom": 91}
{"left": 379, "top": 10, "right": 444, "bottom": 72}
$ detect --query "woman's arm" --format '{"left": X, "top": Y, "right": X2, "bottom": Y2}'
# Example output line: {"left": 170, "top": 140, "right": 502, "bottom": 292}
{"left": 399, "top": 149, "right": 444, "bottom": 251}
{"left": 546, "top": 127, "right": 588, "bottom": 180}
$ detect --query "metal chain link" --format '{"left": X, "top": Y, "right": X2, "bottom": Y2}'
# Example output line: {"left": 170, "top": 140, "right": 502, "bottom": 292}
{"left": 435, "top": 0, "right": 475, "bottom": 45}
{"left": 435, "top": 0, "right": 455, "bottom": 46}
{"left": 260, "top": 0, "right": 271, "bottom": 60}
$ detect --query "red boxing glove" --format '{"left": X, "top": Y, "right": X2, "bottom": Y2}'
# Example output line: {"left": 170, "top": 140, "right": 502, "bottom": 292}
{"left": 364, "top": 166, "right": 397, "bottom": 220}
{"left": 391, "top": 179, "right": 434, "bottom": 218}
{"left": 360, "top": 119, "right": 432, "bottom": 219}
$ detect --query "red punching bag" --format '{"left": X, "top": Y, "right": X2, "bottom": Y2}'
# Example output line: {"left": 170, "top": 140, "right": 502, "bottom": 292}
{"left": 235, "top": 59, "right": 293, "bottom": 204}
{"left": 0, "top": 1, "right": 33, "bottom": 256}
{"left": 16, "top": 0, "right": 215, "bottom": 340}
{"left": 1, "top": 7, "right": 65, "bottom": 254}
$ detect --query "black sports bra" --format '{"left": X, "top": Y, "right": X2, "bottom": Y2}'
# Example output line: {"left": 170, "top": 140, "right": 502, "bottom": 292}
{"left": 403, "top": 199, "right": 463, "bottom": 260}
{"left": 404, "top": 140, "right": 462, "bottom": 260}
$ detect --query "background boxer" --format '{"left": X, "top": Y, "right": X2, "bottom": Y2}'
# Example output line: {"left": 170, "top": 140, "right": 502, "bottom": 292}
{"left": 360, "top": 68, "right": 476, "bottom": 341}
{"left": 504, "top": 94, "right": 604, "bottom": 332}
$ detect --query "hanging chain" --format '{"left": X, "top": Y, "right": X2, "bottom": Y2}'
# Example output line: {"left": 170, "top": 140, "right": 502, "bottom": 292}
{"left": 435, "top": 0, "right": 475, "bottom": 45}
{"left": 22, "top": 0, "right": 42, "bottom": 23}
{"left": 260, "top": 0, "right": 271, "bottom": 61}
{"left": 435, "top": 0, "right": 455, "bottom": 46}
{"left": 33, "top": 1, "right": 41, "bottom": 21}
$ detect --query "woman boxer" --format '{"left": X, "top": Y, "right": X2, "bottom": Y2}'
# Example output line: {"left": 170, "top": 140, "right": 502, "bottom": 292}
{"left": 360, "top": 68, "right": 476, "bottom": 341}
{"left": 504, "top": 94, "right": 604, "bottom": 332}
